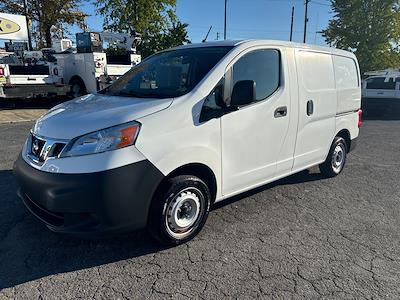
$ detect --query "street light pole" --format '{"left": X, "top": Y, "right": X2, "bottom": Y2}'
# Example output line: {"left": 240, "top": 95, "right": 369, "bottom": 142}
{"left": 224, "top": 0, "right": 227, "bottom": 40}
{"left": 23, "top": 0, "right": 33, "bottom": 50}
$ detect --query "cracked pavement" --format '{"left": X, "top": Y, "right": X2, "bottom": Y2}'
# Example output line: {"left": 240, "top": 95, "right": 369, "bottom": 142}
{"left": 1, "top": 120, "right": 400, "bottom": 299}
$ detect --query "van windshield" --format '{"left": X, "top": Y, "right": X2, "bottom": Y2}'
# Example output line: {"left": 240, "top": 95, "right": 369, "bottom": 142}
{"left": 101, "top": 46, "right": 233, "bottom": 98}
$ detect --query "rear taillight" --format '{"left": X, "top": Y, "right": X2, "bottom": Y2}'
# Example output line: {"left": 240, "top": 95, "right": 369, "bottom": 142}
{"left": 358, "top": 109, "right": 363, "bottom": 128}
{"left": 0, "top": 67, "right": 4, "bottom": 76}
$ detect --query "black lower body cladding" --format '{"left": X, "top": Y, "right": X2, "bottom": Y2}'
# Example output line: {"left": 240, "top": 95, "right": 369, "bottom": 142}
{"left": 13, "top": 154, "right": 164, "bottom": 237}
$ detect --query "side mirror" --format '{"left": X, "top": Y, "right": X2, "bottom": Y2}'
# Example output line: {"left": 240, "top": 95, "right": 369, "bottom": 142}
{"left": 230, "top": 80, "right": 256, "bottom": 107}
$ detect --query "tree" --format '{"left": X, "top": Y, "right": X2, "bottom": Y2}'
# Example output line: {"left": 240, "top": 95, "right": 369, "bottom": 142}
{"left": 0, "top": 0, "right": 87, "bottom": 48}
{"left": 322, "top": 0, "right": 400, "bottom": 73}
{"left": 96, "top": 0, "right": 176, "bottom": 34}
{"left": 138, "top": 21, "right": 191, "bottom": 58}
{"left": 95, "top": 0, "right": 191, "bottom": 57}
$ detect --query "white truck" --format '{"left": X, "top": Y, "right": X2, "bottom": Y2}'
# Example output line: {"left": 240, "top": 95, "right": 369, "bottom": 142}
{"left": 0, "top": 50, "right": 69, "bottom": 99}
{"left": 362, "top": 69, "right": 400, "bottom": 117}
{"left": 362, "top": 69, "right": 400, "bottom": 99}
{"left": 54, "top": 32, "right": 141, "bottom": 98}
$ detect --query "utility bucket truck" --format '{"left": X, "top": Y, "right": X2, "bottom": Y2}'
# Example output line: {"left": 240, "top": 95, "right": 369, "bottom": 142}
{"left": 54, "top": 32, "right": 142, "bottom": 98}
{"left": 0, "top": 49, "right": 69, "bottom": 99}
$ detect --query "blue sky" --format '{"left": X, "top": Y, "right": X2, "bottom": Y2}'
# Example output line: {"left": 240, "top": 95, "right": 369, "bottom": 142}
{"left": 0, "top": 0, "right": 333, "bottom": 48}
{"left": 72, "top": 0, "right": 332, "bottom": 45}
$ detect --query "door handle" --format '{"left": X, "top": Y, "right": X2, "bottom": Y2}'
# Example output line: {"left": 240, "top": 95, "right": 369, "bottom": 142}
{"left": 307, "top": 100, "right": 314, "bottom": 116}
{"left": 274, "top": 106, "right": 287, "bottom": 118}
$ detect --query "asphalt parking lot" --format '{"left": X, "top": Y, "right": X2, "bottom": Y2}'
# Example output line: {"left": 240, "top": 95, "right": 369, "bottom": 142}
{"left": 1, "top": 112, "right": 400, "bottom": 298}
{"left": 0, "top": 99, "right": 63, "bottom": 124}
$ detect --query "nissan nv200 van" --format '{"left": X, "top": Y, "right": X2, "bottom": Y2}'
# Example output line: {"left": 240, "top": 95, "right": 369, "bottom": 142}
{"left": 14, "top": 40, "right": 362, "bottom": 245}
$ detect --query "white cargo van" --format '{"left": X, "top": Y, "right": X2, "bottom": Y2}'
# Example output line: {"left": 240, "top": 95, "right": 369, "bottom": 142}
{"left": 14, "top": 40, "right": 362, "bottom": 245}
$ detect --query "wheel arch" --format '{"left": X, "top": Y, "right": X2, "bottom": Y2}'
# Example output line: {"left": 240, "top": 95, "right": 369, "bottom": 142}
{"left": 69, "top": 75, "right": 87, "bottom": 93}
{"left": 336, "top": 129, "right": 351, "bottom": 153}
{"left": 156, "top": 163, "right": 218, "bottom": 205}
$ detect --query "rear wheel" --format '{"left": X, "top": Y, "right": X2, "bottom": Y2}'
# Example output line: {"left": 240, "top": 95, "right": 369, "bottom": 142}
{"left": 148, "top": 175, "right": 211, "bottom": 245}
{"left": 69, "top": 79, "right": 86, "bottom": 98}
{"left": 319, "top": 137, "right": 347, "bottom": 177}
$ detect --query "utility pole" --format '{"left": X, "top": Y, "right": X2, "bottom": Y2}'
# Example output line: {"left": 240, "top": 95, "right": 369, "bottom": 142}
{"left": 303, "top": 0, "right": 310, "bottom": 43}
{"left": 290, "top": 6, "right": 295, "bottom": 42}
{"left": 314, "top": 12, "right": 319, "bottom": 44}
{"left": 23, "top": 0, "right": 33, "bottom": 50}
{"left": 224, "top": 0, "right": 227, "bottom": 40}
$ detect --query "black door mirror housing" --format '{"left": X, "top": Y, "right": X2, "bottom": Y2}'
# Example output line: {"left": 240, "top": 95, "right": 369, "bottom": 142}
{"left": 230, "top": 80, "right": 256, "bottom": 107}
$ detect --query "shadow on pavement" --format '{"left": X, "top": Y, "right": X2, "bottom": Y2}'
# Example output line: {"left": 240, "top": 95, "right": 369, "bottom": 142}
{"left": 0, "top": 167, "right": 325, "bottom": 289}
{"left": 362, "top": 98, "right": 400, "bottom": 120}
{"left": 0, "top": 169, "right": 169, "bottom": 289}
{"left": 212, "top": 169, "right": 324, "bottom": 210}
{"left": 0, "top": 97, "right": 69, "bottom": 110}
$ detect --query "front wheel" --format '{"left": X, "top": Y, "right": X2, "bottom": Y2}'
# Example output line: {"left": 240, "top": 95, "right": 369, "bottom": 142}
{"left": 319, "top": 137, "right": 347, "bottom": 177}
{"left": 148, "top": 175, "right": 211, "bottom": 245}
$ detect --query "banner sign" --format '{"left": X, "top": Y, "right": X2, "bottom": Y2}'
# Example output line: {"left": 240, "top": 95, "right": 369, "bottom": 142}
{"left": 0, "top": 13, "right": 28, "bottom": 41}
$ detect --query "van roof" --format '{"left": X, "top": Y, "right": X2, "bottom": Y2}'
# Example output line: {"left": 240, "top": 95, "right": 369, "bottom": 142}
{"left": 173, "top": 39, "right": 354, "bottom": 58}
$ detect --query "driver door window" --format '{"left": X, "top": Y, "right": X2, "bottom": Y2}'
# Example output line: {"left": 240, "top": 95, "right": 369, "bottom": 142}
{"left": 231, "top": 49, "right": 280, "bottom": 105}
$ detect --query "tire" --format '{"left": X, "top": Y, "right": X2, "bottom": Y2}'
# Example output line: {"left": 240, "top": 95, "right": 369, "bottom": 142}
{"left": 69, "top": 79, "right": 86, "bottom": 98}
{"left": 319, "top": 137, "right": 347, "bottom": 178}
{"left": 148, "top": 175, "right": 211, "bottom": 245}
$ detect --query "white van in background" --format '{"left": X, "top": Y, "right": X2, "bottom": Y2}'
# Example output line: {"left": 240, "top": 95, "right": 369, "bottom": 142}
{"left": 14, "top": 40, "right": 362, "bottom": 245}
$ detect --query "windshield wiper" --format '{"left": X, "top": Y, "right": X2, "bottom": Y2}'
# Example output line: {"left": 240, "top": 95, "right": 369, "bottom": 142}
{"left": 117, "top": 90, "right": 173, "bottom": 99}
{"left": 117, "top": 90, "right": 149, "bottom": 98}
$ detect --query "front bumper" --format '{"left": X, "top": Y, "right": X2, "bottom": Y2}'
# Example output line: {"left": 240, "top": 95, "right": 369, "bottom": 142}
{"left": 0, "top": 84, "right": 70, "bottom": 98}
{"left": 14, "top": 154, "right": 164, "bottom": 237}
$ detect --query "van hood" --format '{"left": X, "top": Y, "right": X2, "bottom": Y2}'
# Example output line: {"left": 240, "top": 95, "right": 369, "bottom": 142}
{"left": 32, "top": 94, "right": 173, "bottom": 139}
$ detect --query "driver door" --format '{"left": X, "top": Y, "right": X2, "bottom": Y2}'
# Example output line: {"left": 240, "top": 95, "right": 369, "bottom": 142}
{"left": 221, "top": 48, "right": 291, "bottom": 196}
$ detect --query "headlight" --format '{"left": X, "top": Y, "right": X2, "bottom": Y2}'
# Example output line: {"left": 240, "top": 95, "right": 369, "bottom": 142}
{"left": 61, "top": 121, "right": 141, "bottom": 157}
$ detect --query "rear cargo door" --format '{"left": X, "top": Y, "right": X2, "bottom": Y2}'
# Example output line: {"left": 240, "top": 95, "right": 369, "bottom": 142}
{"left": 332, "top": 55, "right": 361, "bottom": 114}
{"left": 293, "top": 50, "right": 337, "bottom": 171}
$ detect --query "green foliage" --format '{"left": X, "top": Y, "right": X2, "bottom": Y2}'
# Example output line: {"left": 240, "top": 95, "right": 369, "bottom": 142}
{"left": 322, "top": 0, "right": 400, "bottom": 73}
{"left": 138, "top": 21, "right": 191, "bottom": 58}
{"left": 95, "top": 0, "right": 176, "bottom": 34}
{"left": 105, "top": 45, "right": 128, "bottom": 56}
{"left": 0, "top": 0, "right": 87, "bottom": 48}
{"left": 95, "top": 0, "right": 190, "bottom": 58}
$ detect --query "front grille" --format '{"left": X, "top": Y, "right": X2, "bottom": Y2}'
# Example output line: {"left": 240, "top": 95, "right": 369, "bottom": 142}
{"left": 52, "top": 142, "right": 67, "bottom": 157}
{"left": 31, "top": 135, "right": 46, "bottom": 158}
{"left": 29, "top": 134, "right": 67, "bottom": 163}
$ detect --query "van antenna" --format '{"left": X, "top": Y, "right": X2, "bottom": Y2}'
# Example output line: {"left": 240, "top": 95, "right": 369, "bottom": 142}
{"left": 202, "top": 26, "right": 213, "bottom": 43}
